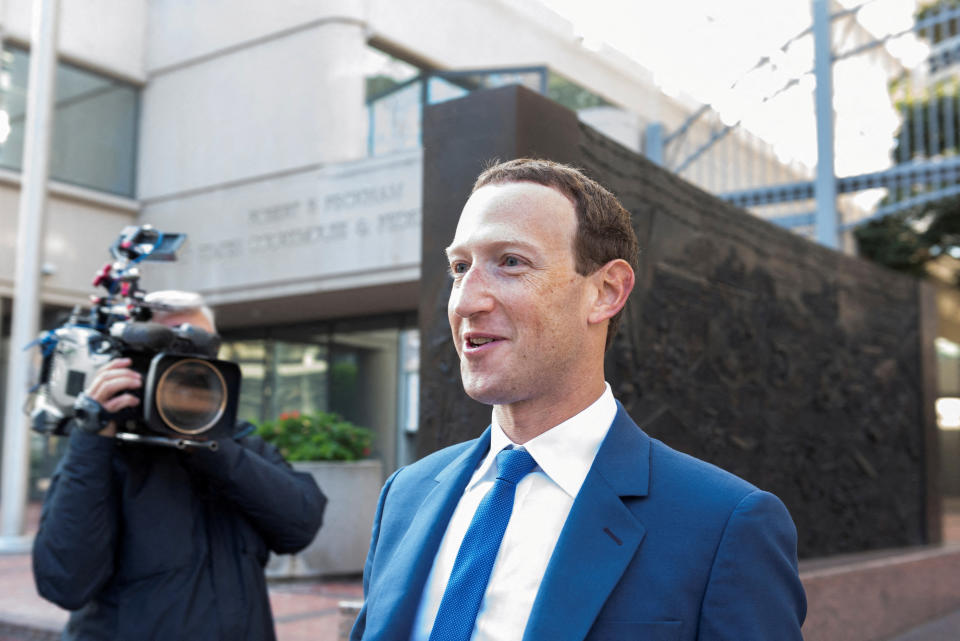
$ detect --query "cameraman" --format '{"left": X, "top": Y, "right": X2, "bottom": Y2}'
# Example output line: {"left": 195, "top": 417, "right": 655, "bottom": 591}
{"left": 32, "top": 292, "right": 326, "bottom": 641}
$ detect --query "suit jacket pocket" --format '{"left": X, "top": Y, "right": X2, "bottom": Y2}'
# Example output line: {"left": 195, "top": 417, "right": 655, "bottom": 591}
{"left": 587, "top": 619, "right": 682, "bottom": 641}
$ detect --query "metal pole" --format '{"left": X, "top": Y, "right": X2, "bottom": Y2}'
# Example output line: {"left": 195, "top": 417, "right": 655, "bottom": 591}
{"left": 0, "top": 296, "right": 5, "bottom": 418}
{"left": 812, "top": 0, "right": 838, "bottom": 248}
{"left": 644, "top": 122, "right": 664, "bottom": 166}
{"left": 0, "top": 0, "right": 59, "bottom": 552}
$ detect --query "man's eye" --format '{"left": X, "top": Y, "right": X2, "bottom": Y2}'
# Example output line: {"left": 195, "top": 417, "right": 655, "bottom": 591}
{"left": 451, "top": 262, "right": 468, "bottom": 275}
{"left": 503, "top": 256, "right": 520, "bottom": 267}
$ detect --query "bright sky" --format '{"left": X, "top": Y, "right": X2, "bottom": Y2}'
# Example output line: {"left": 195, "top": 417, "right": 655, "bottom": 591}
{"left": 537, "top": 0, "right": 925, "bottom": 179}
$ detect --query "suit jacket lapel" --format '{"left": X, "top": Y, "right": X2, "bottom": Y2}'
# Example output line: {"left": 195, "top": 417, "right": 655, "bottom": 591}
{"left": 522, "top": 405, "right": 650, "bottom": 641}
{"left": 365, "top": 429, "right": 491, "bottom": 641}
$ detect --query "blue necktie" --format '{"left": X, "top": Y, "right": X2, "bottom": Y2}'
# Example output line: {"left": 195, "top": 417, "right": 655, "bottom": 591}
{"left": 428, "top": 447, "right": 537, "bottom": 641}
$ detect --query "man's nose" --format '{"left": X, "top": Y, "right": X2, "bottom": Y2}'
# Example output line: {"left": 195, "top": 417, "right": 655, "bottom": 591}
{"left": 450, "top": 266, "right": 495, "bottom": 317}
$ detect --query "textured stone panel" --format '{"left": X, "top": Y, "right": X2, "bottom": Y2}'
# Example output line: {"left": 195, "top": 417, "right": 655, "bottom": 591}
{"left": 581, "top": 126, "right": 932, "bottom": 557}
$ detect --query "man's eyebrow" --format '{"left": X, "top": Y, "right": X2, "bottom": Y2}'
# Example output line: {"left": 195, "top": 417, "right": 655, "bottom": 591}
{"left": 445, "top": 239, "right": 541, "bottom": 258}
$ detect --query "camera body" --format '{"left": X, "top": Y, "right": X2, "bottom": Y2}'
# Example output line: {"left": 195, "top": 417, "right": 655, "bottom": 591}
{"left": 28, "top": 225, "right": 241, "bottom": 449}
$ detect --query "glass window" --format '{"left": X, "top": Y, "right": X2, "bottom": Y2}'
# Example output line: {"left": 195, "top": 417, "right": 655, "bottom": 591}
{"left": 937, "top": 336, "right": 960, "bottom": 396}
{"left": 365, "top": 61, "right": 550, "bottom": 157}
{"left": 0, "top": 47, "right": 29, "bottom": 173}
{"left": 330, "top": 327, "right": 400, "bottom": 463}
{"left": 273, "top": 341, "right": 329, "bottom": 418}
{"left": 219, "top": 339, "right": 268, "bottom": 424}
{"left": 364, "top": 47, "right": 420, "bottom": 102}
{"left": 547, "top": 71, "right": 612, "bottom": 111}
{"left": 399, "top": 328, "right": 420, "bottom": 434}
{"left": 219, "top": 315, "right": 416, "bottom": 472}
{"left": 426, "top": 76, "right": 468, "bottom": 105}
{"left": 0, "top": 45, "right": 139, "bottom": 197}
{"left": 365, "top": 46, "right": 422, "bottom": 157}
{"left": 219, "top": 338, "right": 331, "bottom": 425}
{"left": 368, "top": 79, "right": 423, "bottom": 157}
{"left": 396, "top": 328, "right": 420, "bottom": 468}
{"left": 436, "top": 69, "right": 546, "bottom": 99}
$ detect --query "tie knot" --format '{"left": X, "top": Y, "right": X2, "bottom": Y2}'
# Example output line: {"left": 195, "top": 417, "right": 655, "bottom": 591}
{"left": 495, "top": 448, "right": 536, "bottom": 485}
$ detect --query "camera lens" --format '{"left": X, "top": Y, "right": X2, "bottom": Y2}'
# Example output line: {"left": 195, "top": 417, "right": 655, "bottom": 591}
{"left": 155, "top": 359, "right": 227, "bottom": 434}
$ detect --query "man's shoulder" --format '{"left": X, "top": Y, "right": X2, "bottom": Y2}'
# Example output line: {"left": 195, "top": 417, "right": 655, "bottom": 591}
{"left": 398, "top": 437, "right": 481, "bottom": 479}
{"left": 375, "top": 435, "right": 485, "bottom": 512}
{"left": 643, "top": 433, "right": 769, "bottom": 513}
{"left": 653, "top": 435, "right": 756, "bottom": 483}
{"left": 609, "top": 406, "right": 759, "bottom": 502}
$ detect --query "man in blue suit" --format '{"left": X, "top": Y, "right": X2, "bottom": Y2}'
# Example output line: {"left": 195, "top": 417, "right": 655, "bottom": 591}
{"left": 352, "top": 159, "right": 806, "bottom": 641}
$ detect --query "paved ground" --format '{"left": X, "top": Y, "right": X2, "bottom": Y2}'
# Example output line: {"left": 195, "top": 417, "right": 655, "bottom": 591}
{"left": 0, "top": 503, "right": 362, "bottom": 641}
{"left": 1, "top": 501, "right": 958, "bottom": 640}
{"left": 0, "top": 550, "right": 363, "bottom": 641}
{"left": 887, "top": 609, "right": 960, "bottom": 641}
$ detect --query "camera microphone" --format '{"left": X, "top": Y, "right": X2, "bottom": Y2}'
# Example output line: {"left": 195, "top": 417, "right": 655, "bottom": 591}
{"left": 114, "top": 322, "right": 176, "bottom": 352}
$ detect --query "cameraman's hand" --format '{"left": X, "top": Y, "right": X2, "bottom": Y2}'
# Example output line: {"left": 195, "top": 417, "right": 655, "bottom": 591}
{"left": 85, "top": 358, "right": 142, "bottom": 437}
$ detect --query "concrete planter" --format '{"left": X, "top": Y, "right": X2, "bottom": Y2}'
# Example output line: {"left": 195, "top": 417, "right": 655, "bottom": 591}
{"left": 267, "top": 459, "right": 383, "bottom": 578}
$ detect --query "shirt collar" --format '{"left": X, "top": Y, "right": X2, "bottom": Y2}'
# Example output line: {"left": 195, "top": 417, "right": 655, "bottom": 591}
{"left": 471, "top": 383, "right": 617, "bottom": 499}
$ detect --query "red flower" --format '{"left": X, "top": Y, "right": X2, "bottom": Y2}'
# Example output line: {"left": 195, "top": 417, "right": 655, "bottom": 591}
{"left": 291, "top": 410, "right": 301, "bottom": 419}
{"left": 279, "top": 411, "right": 289, "bottom": 420}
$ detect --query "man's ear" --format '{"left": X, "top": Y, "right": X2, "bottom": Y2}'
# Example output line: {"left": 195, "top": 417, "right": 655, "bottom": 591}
{"left": 587, "top": 259, "right": 635, "bottom": 326}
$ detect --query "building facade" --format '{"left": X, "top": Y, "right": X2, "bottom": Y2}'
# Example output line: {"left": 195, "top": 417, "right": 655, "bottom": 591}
{"left": 0, "top": 0, "right": 860, "bottom": 482}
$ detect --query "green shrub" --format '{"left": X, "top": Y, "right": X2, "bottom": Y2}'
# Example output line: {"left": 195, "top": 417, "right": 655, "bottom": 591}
{"left": 255, "top": 410, "right": 373, "bottom": 462}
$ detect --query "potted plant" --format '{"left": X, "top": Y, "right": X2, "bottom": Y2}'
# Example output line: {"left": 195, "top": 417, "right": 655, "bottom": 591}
{"left": 256, "top": 410, "right": 383, "bottom": 577}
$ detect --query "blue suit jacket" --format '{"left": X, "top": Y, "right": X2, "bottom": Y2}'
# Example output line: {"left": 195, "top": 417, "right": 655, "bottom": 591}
{"left": 352, "top": 404, "right": 806, "bottom": 641}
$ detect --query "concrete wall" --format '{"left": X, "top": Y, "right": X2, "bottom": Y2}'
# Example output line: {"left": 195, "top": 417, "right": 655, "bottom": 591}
{"left": 800, "top": 546, "right": 960, "bottom": 641}
{"left": 2, "top": 0, "right": 146, "bottom": 81}
{"left": 139, "top": 150, "right": 422, "bottom": 317}
{"left": 367, "top": 0, "right": 664, "bottom": 118}
{"left": 0, "top": 0, "right": 144, "bottom": 309}
{"left": 0, "top": 0, "right": 859, "bottom": 315}
{"left": 139, "top": 2, "right": 367, "bottom": 201}
{"left": 138, "top": 1, "right": 376, "bottom": 317}
{"left": 143, "top": 0, "right": 360, "bottom": 72}
{"left": 138, "top": 0, "right": 800, "bottom": 209}
{"left": 943, "top": 430, "right": 960, "bottom": 497}
{"left": 0, "top": 177, "right": 137, "bottom": 305}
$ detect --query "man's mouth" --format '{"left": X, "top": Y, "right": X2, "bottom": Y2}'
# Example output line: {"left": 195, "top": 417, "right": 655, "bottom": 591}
{"left": 464, "top": 334, "right": 501, "bottom": 349}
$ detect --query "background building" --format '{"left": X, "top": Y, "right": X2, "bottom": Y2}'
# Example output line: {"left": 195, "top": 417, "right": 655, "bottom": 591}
{"left": 0, "top": 0, "right": 906, "bottom": 482}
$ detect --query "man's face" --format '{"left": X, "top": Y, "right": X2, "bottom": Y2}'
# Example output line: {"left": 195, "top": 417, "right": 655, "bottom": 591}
{"left": 446, "top": 181, "right": 595, "bottom": 410}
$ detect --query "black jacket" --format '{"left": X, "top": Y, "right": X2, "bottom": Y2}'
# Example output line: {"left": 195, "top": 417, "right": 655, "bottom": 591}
{"left": 32, "top": 425, "right": 326, "bottom": 641}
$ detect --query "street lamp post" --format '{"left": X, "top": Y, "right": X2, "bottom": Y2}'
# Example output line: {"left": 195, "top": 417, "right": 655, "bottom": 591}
{"left": 0, "top": 0, "right": 60, "bottom": 552}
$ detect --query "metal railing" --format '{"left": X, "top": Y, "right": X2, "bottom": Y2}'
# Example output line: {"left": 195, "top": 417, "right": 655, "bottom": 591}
{"left": 366, "top": 65, "right": 635, "bottom": 160}
{"left": 367, "top": 66, "right": 548, "bottom": 157}
{"left": 646, "top": 0, "right": 960, "bottom": 249}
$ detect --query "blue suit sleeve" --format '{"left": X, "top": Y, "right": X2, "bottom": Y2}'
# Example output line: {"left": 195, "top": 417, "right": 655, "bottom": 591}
{"left": 32, "top": 430, "right": 120, "bottom": 610}
{"left": 698, "top": 490, "right": 807, "bottom": 640}
{"left": 350, "top": 466, "right": 402, "bottom": 641}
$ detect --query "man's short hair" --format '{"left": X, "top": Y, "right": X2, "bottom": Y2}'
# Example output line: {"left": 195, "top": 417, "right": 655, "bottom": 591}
{"left": 144, "top": 290, "right": 216, "bottom": 330}
{"left": 472, "top": 158, "right": 640, "bottom": 350}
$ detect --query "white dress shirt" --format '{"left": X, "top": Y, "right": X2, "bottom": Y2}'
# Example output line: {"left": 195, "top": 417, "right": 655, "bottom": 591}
{"left": 410, "top": 384, "right": 617, "bottom": 641}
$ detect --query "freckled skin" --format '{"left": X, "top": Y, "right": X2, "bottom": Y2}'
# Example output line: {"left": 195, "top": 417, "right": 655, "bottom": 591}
{"left": 446, "top": 182, "right": 609, "bottom": 442}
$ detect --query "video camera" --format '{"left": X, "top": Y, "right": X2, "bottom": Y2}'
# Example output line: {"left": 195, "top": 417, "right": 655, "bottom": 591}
{"left": 27, "top": 225, "right": 241, "bottom": 451}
